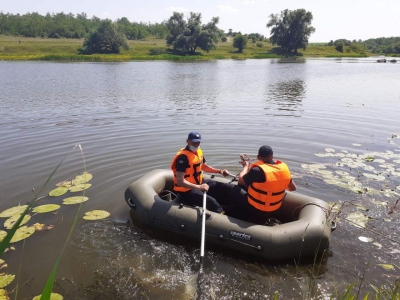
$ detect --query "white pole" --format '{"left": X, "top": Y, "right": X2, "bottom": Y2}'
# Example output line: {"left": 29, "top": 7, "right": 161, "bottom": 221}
{"left": 200, "top": 192, "right": 206, "bottom": 266}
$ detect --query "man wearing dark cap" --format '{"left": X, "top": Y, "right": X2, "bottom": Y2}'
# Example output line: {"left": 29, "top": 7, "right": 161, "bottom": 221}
{"left": 226, "top": 145, "right": 296, "bottom": 224}
{"left": 170, "top": 131, "right": 230, "bottom": 213}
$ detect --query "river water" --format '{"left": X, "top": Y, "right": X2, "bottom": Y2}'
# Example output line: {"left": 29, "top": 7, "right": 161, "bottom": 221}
{"left": 0, "top": 58, "right": 399, "bottom": 299}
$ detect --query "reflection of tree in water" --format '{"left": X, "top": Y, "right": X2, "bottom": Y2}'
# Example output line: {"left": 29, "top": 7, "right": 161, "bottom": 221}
{"left": 265, "top": 79, "right": 305, "bottom": 116}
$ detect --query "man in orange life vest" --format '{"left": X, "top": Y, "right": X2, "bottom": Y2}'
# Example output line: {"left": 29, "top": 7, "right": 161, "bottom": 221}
{"left": 170, "top": 131, "right": 229, "bottom": 213}
{"left": 227, "top": 145, "right": 297, "bottom": 224}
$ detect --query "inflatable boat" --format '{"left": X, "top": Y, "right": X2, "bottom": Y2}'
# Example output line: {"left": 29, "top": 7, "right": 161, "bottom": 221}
{"left": 124, "top": 169, "right": 334, "bottom": 261}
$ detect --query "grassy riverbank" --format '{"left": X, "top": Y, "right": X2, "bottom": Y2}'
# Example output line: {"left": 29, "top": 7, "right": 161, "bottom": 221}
{"left": 0, "top": 35, "right": 370, "bottom": 61}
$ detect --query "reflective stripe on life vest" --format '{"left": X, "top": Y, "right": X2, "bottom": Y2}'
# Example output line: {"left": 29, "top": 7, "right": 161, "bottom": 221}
{"left": 170, "top": 148, "right": 204, "bottom": 192}
{"left": 247, "top": 160, "right": 291, "bottom": 212}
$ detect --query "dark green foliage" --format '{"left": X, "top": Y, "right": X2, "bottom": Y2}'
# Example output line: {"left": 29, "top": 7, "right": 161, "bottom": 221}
{"left": 266, "top": 8, "right": 315, "bottom": 53}
{"left": 0, "top": 11, "right": 168, "bottom": 40}
{"left": 326, "top": 39, "right": 351, "bottom": 46}
{"left": 233, "top": 34, "right": 247, "bottom": 52}
{"left": 335, "top": 43, "right": 343, "bottom": 52}
{"left": 362, "top": 36, "right": 400, "bottom": 53}
{"left": 80, "top": 20, "right": 129, "bottom": 54}
{"left": 166, "top": 12, "right": 220, "bottom": 54}
{"left": 247, "top": 33, "right": 265, "bottom": 41}
{"left": 221, "top": 36, "right": 227, "bottom": 42}
{"left": 348, "top": 43, "right": 366, "bottom": 54}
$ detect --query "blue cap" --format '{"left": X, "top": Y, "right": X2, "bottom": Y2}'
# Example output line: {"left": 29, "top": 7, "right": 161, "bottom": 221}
{"left": 188, "top": 132, "right": 201, "bottom": 142}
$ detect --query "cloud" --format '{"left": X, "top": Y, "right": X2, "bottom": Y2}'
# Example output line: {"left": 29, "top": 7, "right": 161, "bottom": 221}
{"left": 166, "top": 6, "right": 189, "bottom": 13}
{"left": 217, "top": 5, "right": 240, "bottom": 13}
{"left": 243, "top": 0, "right": 255, "bottom": 4}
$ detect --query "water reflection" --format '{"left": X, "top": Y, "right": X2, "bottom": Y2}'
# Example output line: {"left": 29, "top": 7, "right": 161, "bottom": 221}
{"left": 265, "top": 79, "right": 305, "bottom": 116}
{"left": 165, "top": 62, "right": 219, "bottom": 110}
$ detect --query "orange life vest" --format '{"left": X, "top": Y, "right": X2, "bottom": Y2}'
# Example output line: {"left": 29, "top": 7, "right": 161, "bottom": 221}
{"left": 170, "top": 148, "right": 204, "bottom": 192}
{"left": 247, "top": 160, "right": 291, "bottom": 212}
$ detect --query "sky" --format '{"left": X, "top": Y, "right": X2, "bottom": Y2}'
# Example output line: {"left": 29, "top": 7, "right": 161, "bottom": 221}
{"left": 1, "top": 0, "right": 400, "bottom": 42}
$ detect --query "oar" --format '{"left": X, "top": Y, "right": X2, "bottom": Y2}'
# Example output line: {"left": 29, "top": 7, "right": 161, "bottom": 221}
{"left": 184, "top": 192, "right": 207, "bottom": 298}
{"left": 199, "top": 191, "right": 207, "bottom": 274}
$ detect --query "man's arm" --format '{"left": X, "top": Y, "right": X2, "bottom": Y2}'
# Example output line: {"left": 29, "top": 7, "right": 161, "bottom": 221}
{"left": 202, "top": 162, "right": 228, "bottom": 175}
{"left": 175, "top": 171, "right": 209, "bottom": 191}
{"left": 238, "top": 160, "right": 250, "bottom": 185}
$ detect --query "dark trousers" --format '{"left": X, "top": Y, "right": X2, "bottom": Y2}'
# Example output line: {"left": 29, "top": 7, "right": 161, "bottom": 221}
{"left": 211, "top": 183, "right": 281, "bottom": 224}
{"left": 175, "top": 179, "right": 224, "bottom": 213}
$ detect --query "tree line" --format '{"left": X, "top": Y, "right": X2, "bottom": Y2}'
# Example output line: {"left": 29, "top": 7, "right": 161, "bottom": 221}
{"left": 326, "top": 37, "right": 400, "bottom": 54}
{"left": 1, "top": 10, "right": 399, "bottom": 55}
{"left": 0, "top": 11, "right": 167, "bottom": 39}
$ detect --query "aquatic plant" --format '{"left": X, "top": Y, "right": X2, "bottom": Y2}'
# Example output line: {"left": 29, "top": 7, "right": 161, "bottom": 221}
{"left": 0, "top": 145, "right": 109, "bottom": 299}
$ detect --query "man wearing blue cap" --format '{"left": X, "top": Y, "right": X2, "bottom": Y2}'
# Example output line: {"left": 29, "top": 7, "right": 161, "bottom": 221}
{"left": 170, "top": 131, "right": 229, "bottom": 213}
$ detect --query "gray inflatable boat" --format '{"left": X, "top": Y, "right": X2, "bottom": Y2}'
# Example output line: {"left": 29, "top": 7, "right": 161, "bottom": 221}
{"left": 124, "top": 169, "right": 334, "bottom": 261}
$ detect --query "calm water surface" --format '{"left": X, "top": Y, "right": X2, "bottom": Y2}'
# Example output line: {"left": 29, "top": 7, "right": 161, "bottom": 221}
{"left": 0, "top": 58, "right": 399, "bottom": 299}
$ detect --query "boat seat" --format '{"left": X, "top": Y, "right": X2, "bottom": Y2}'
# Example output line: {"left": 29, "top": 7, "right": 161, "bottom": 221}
{"left": 159, "top": 190, "right": 181, "bottom": 203}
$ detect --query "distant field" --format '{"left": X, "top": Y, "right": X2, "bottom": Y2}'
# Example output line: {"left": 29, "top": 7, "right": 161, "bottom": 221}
{"left": 0, "top": 35, "right": 369, "bottom": 61}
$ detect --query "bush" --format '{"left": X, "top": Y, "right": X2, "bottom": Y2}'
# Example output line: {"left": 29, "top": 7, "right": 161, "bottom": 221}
{"left": 233, "top": 35, "right": 247, "bottom": 52}
{"left": 256, "top": 42, "right": 263, "bottom": 48}
{"left": 80, "top": 20, "right": 129, "bottom": 54}
{"left": 335, "top": 43, "right": 343, "bottom": 52}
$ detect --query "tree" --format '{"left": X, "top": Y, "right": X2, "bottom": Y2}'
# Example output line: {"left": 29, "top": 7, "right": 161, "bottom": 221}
{"left": 80, "top": 20, "right": 128, "bottom": 54}
{"left": 233, "top": 34, "right": 247, "bottom": 53}
{"left": 266, "top": 9, "right": 315, "bottom": 53}
{"left": 166, "top": 12, "right": 220, "bottom": 54}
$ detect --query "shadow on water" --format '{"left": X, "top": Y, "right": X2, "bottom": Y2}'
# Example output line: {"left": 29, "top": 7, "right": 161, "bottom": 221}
{"left": 61, "top": 212, "right": 334, "bottom": 300}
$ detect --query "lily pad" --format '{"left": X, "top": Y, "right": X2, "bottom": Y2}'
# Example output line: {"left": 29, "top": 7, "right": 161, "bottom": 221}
{"left": 10, "top": 226, "right": 35, "bottom": 243}
{"left": 4, "top": 214, "right": 31, "bottom": 229}
{"left": 49, "top": 187, "right": 68, "bottom": 197}
{"left": 364, "top": 156, "right": 374, "bottom": 162}
{"left": 325, "top": 148, "right": 335, "bottom": 153}
{"left": 33, "top": 293, "right": 63, "bottom": 300}
{"left": 63, "top": 196, "right": 89, "bottom": 205}
{"left": 371, "top": 200, "right": 388, "bottom": 206}
{"left": 73, "top": 172, "right": 93, "bottom": 184}
{"left": 33, "top": 223, "right": 54, "bottom": 231}
{"left": 0, "top": 231, "right": 7, "bottom": 242}
{"left": 0, "top": 289, "right": 9, "bottom": 300}
{"left": 83, "top": 210, "right": 110, "bottom": 220}
{"left": 69, "top": 183, "right": 91, "bottom": 193}
{"left": 354, "top": 203, "right": 369, "bottom": 211}
{"left": 346, "top": 211, "right": 369, "bottom": 228}
{"left": 32, "top": 204, "right": 60, "bottom": 213}
{"left": 0, "top": 205, "right": 28, "bottom": 218}
{"left": 358, "top": 236, "right": 373, "bottom": 242}
{"left": 56, "top": 180, "right": 73, "bottom": 188}
{"left": 376, "top": 264, "right": 395, "bottom": 270}
{"left": 373, "top": 242, "right": 382, "bottom": 248}
{"left": 0, "top": 274, "right": 14, "bottom": 288}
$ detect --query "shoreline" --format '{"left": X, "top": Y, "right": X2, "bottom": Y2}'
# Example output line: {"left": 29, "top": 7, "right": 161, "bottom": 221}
{"left": 0, "top": 35, "right": 387, "bottom": 62}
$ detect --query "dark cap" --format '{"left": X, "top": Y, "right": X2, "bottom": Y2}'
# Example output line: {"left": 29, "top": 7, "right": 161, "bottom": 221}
{"left": 188, "top": 131, "right": 201, "bottom": 142}
{"left": 258, "top": 145, "right": 273, "bottom": 157}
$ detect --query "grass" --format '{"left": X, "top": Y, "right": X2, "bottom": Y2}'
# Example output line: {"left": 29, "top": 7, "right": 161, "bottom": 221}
{"left": 0, "top": 35, "right": 371, "bottom": 61}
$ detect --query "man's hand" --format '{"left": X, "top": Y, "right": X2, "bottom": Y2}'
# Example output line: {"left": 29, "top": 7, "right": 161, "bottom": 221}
{"left": 220, "top": 169, "right": 230, "bottom": 177}
{"left": 198, "top": 183, "right": 209, "bottom": 192}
